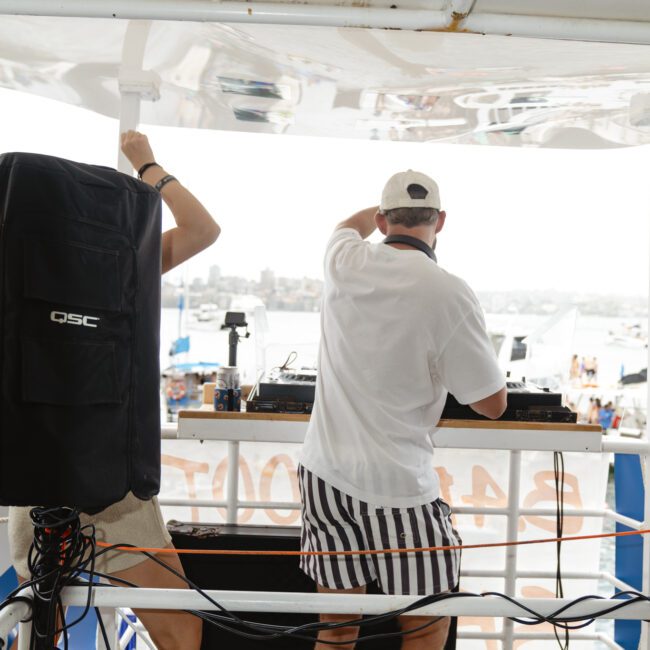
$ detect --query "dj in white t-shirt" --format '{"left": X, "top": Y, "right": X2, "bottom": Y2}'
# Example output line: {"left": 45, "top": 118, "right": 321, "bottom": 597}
{"left": 301, "top": 171, "right": 506, "bottom": 508}
{"left": 298, "top": 170, "right": 507, "bottom": 650}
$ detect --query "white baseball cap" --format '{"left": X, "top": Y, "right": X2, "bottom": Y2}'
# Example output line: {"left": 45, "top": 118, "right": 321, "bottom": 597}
{"left": 380, "top": 170, "right": 441, "bottom": 211}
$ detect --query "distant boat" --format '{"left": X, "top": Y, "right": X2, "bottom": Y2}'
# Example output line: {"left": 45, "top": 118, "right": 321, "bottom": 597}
{"left": 620, "top": 367, "right": 647, "bottom": 386}
{"left": 606, "top": 323, "right": 648, "bottom": 349}
{"left": 194, "top": 302, "right": 221, "bottom": 322}
{"left": 489, "top": 307, "right": 578, "bottom": 389}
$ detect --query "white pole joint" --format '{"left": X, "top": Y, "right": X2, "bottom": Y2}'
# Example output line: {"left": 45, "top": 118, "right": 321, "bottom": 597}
{"left": 118, "top": 69, "right": 161, "bottom": 102}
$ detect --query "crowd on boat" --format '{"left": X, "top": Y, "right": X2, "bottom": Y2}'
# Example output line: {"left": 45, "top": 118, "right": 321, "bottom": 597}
{"left": 569, "top": 354, "right": 599, "bottom": 386}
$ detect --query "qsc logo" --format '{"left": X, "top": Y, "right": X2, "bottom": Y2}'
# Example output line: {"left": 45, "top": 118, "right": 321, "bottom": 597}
{"left": 50, "top": 311, "right": 100, "bottom": 328}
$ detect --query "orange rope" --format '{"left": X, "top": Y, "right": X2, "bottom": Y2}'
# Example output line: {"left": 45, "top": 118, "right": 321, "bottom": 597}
{"left": 96, "top": 527, "right": 650, "bottom": 557}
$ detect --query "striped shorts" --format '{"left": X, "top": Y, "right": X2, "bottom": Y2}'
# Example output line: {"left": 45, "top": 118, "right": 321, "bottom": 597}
{"left": 298, "top": 465, "right": 461, "bottom": 596}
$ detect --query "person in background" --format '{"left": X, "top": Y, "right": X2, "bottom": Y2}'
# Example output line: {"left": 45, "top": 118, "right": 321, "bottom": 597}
{"left": 583, "top": 357, "right": 597, "bottom": 383}
{"left": 9, "top": 130, "right": 220, "bottom": 650}
{"left": 299, "top": 170, "right": 506, "bottom": 650}
{"left": 588, "top": 397, "right": 602, "bottom": 425}
{"left": 599, "top": 401, "right": 615, "bottom": 431}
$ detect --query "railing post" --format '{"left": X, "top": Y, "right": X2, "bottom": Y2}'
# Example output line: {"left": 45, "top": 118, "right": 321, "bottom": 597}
{"left": 641, "top": 192, "right": 650, "bottom": 650}
{"left": 17, "top": 620, "right": 30, "bottom": 650}
{"left": 226, "top": 441, "right": 241, "bottom": 524}
{"left": 503, "top": 449, "right": 522, "bottom": 650}
{"left": 641, "top": 447, "right": 650, "bottom": 649}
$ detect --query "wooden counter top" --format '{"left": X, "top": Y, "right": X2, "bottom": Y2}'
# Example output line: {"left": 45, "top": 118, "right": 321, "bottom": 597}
{"left": 178, "top": 407, "right": 600, "bottom": 432}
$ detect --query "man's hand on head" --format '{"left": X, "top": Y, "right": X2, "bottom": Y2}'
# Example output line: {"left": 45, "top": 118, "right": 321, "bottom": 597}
{"left": 120, "top": 130, "right": 156, "bottom": 172}
{"left": 335, "top": 206, "right": 380, "bottom": 239}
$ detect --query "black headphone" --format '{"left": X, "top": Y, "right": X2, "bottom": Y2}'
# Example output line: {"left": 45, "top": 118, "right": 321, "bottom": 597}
{"left": 383, "top": 235, "right": 436, "bottom": 262}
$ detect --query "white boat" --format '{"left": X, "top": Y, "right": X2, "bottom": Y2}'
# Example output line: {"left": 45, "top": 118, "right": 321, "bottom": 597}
{"left": 607, "top": 322, "right": 648, "bottom": 349}
{"left": 194, "top": 302, "right": 221, "bottom": 322}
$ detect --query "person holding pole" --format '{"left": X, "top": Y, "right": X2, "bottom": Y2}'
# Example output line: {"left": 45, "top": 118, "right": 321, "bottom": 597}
{"left": 9, "top": 130, "right": 220, "bottom": 650}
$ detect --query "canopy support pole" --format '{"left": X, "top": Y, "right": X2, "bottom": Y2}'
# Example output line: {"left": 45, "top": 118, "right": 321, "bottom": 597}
{"left": 117, "top": 20, "right": 160, "bottom": 173}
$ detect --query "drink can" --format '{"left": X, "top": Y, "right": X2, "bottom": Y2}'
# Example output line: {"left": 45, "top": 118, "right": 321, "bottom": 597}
{"left": 214, "top": 387, "right": 241, "bottom": 412}
{"left": 216, "top": 366, "right": 240, "bottom": 389}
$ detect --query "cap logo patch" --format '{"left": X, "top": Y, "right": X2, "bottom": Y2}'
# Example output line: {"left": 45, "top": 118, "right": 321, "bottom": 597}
{"left": 407, "top": 183, "right": 428, "bottom": 199}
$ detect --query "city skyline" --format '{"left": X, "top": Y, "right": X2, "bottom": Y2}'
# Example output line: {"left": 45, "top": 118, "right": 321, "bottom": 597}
{"left": 163, "top": 264, "right": 649, "bottom": 317}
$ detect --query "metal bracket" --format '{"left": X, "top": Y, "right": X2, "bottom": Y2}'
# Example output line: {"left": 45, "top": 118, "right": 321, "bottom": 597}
{"left": 118, "top": 68, "right": 161, "bottom": 102}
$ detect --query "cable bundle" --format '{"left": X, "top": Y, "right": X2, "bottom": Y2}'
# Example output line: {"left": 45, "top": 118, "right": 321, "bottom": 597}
{"left": 0, "top": 506, "right": 106, "bottom": 650}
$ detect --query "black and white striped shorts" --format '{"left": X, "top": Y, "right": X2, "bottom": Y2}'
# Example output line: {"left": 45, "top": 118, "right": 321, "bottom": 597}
{"left": 298, "top": 465, "right": 461, "bottom": 596}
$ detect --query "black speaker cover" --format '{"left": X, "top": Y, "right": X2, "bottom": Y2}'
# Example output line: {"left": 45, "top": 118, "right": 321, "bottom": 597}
{"left": 0, "top": 152, "right": 162, "bottom": 512}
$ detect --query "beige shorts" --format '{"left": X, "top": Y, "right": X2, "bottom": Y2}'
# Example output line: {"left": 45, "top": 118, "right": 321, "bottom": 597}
{"left": 9, "top": 492, "right": 172, "bottom": 579}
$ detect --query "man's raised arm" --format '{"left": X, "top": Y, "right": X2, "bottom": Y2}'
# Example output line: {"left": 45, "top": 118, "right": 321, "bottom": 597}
{"left": 120, "top": 130, "right": 221, "bottom": 274}
{"left": 335, "top": 206, "right": 379, "bottom": 239}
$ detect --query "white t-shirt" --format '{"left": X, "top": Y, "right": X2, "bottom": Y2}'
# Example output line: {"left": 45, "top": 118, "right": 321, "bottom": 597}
{"left": 300, "top": 228, "right": 505, "bottom": 508}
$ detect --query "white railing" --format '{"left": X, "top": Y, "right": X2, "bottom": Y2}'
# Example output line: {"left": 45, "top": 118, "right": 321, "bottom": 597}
{"left": 2, "top": 420, "right": 647, "bottom": 649}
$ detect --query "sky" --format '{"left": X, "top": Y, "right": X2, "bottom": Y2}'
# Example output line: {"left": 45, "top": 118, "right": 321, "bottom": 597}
{"left": 1, "top": 86, "right": 649, "bottom": 296}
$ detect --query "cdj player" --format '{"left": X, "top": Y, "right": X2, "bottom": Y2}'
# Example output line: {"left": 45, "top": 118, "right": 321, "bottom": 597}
{"left": 245, "top": 368, "right": 316, "bottom": 414}
{"left": 441, "top": 381, "right": 577, "bottom": 423}
{"left": 246, "top": 369, "right": 576, "bottom": 423}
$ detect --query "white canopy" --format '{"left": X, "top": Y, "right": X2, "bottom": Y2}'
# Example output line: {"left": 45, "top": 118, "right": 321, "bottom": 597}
{"left": 0, "top": 3, "right": 649, "bottom": 148}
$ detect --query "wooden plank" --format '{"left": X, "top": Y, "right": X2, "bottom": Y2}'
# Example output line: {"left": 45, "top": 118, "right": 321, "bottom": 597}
{"left": 179, "top": 410, "right": 311, "bottom": 422}
{"left": 178, "top": 410, "right": 600, "bottom": 432}
{"left": 438, "top": 419, "right": 601, "bottom": 432}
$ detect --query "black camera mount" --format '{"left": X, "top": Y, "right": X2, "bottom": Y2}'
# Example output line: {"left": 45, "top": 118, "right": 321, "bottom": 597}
{"left": 220, "top": 311, "right": 250, "bottom": 366}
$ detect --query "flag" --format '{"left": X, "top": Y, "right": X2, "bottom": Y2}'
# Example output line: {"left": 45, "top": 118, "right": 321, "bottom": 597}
{"left": 169, "top": 336, "right": 190, "bottom": 356}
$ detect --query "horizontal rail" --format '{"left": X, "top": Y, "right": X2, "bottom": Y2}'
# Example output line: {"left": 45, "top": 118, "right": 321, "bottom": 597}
{"left": 461, "top": 569, "right": 635, "bottom": 590}
{"left": 158, "top": 498, "right": 645, "bottom": 530}
{"left": 0, "top": 0, "right": 448, "bottom": 29}
{"left": 602, "top": 438, "right": 650, "bottom": 454}
{"left": 175, "top": 417, "right": 604, "bottom": 451}
{"left": 165, "top": 422, "right": 650, "bottom": 455}
{"left": 159, "top": 497, "right": 300, "bottom": 509}
{"left": 60, "top": 586, "right": 650, "bottom": 619}
{"left": 1, "top": 0, "right": 649, "bottom": 44}
{"left": 460, "top": 631, "right": 620, "bottom": 644}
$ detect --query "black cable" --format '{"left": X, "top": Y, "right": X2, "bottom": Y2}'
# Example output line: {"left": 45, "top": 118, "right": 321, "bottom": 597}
{"left": 6, "top": 512, "right": 649, "bottom": 646}
{"left": 554, "top": 450, "right": 569, "bottom": 649}
{"left": 16, "top": 507, "right": 100, "bottom": 649}
{"left": 279, "top": 351, "right": 298, "bottom": 370}
{"left": 94, "top": 607, "right": 110, "bottom": 648}
{"left": 76, "top": 544, "right": 650, "bottom": 645}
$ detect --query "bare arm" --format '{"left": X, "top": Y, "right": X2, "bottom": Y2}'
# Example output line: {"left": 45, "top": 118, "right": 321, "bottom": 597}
{"left": 470, "top": 386, "right": 507, "bottom": 419}
{"left": 120, "top": 130, "right": 221, "bottom": 274}
{"left": 335, "top": 206, "right": 379, "bottom": 240}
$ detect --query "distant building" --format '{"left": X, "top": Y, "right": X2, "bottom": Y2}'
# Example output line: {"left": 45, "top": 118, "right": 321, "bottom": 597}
{"left": 260, "top": 268, "right": 276, "bottom": 291}
{"left": 208, "top": 265, "right": 221, "bottom": 287}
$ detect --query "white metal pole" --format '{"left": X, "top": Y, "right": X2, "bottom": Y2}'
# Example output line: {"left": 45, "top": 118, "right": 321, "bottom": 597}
{"left": 503, "top": 449, "right": 521, "bottom": 650}
{"left": 59, "top": 586, "right": 650, "bottom": 619}
{"left": 0, "top": 0, "right": 449, "bottom": 30}
{"left": 1, "top": 1, "right": 650, "bottom": 43}
{"left": 17, "top": 621, "right": 30, "bottom": 650}
{"left": 226, "top": 440, "right": 240, "bottom": 524}
{"left": 117, "top": 94, "right": 141, "bottom": 173}
{"left": 641, "top": 449, "right": 650, "bottom": 650}
{"left": 641, "top": 202, "right": 650, "bottom": 650}
{"left": 463, "top": 13, "right": 650, "bottom": 45}
{"left": 117, "top": 20, "right": 154, "bottom": 173}
{"left": 0, "top": 600, "right": 30, "bottom": 646}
